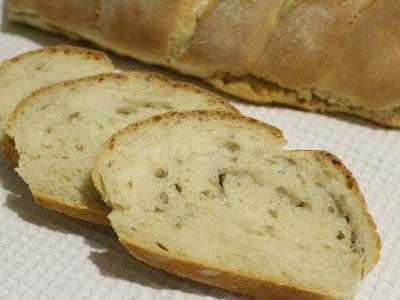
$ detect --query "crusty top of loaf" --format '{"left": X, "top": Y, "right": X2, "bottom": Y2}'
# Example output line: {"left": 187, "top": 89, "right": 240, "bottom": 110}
{"left": 11, "top": 0, "right": 400, "bottom": 109}
{"left": 174, "top": 0, "right": 400, "bottom": 110}
{"left": 8, "top": 0, "right": 211, "bottom": 66}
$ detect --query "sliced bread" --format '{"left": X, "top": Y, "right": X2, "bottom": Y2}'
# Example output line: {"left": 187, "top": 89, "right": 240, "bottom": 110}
{"left": 0, "top": 46, "right": 113, "bottom": 160}
{"left": 6, "top": 72, "right": 238, "bottom": 224}
{"left": 92, "top": 110, "right": 380, "bottom": 299}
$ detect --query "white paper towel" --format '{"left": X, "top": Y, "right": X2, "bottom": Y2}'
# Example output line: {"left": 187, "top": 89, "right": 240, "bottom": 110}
{"left": 0, "top": 1, "right": 399, "bottom": 299}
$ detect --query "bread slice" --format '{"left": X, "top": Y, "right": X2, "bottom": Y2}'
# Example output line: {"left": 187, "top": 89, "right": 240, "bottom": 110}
{"left": 0, "top": 46, "right": 113, "bottom": 160}
{"left": 6, "top": 72, "right": 238, "bottom": 225}
{"left": 92, "top": 110, "right": 380, "bottom": 299}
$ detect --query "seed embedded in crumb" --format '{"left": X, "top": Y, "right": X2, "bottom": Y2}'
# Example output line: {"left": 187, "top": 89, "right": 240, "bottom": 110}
{"left": 226, "top": 141, "right": 241, "bottom": 151}
{"left": 268, "top": 209, "right": 278, "bottom": 218}
{"left": 155, "top": 168, "right": 168, "bottom": 178}
{"left": 337, "top": 231, "right": 345, "bottom": 240}
{"left": 175, "top": 184, "right": 182, "bottom": 193}
{"left": 160, "top": 192, "right": 169, "bottom": 203}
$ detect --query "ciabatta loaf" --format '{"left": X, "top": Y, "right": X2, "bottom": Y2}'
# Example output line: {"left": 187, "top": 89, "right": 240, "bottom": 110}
{"left": 6, "top": 73, "right": 238, "bottom": 224}
{"left": 0, "top": 46, "right": 113, "bottom": 160}
{"left": 92, "top": 111, "right": 380, "bottom": 300}
{"left": 7, "top": 0, "right": 400, "bottom": 126}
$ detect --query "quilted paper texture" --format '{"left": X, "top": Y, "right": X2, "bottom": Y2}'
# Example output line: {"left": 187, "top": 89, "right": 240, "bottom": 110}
{"left": 0, "top": 1, "right": 399, "bottom": 299}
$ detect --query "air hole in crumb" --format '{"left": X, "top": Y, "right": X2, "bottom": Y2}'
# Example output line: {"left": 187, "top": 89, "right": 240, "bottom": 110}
{"left": 116, "top": 106, "right": 137, "bottom": 115}
{"left": 45, "top": 127, "right": 53, "bottom": 134}
{"left": 40, "top": 104, "right": 50, "bottom": 111}
{"left": 62, "top": 155, "right": 69, "bottom": 160}
{"left": 155, "top": 168, "right": 168, "bottom": 178}
{"left": 160, "top": 192, "right": 169, "bottom": 204}
{"left": 296, "top": 201, "right": 312, "bottom": 210}
{"left": 157, "top": 243, "right": 168, "bottom": 251}
{"left": 62, "top": 175, "right": 72, "bottom": 182}
{"left": 218, "top": 173, "right": 226, "bottom": 189}
{"left": 268, "top": 209, "right": 278, "bottom": 218}
{"left": 130, "top": 227, "right": 137, "bottom": 232}
{"left": 68, "top": 112, "right": 81, "bottom": 121}
{"left": 200, "top": 190, "right": 210, "bottom": 198}
{"left": 75, "top": 144, "right": 84, "bottom": 152}
{"left": 328, "top": 207, "right": 335, "bottom": 213}
{"left": 175, "top": 184, "right": 182, "bottom": 193}
{"left": 350, "top": 231, "right": 357, "bottom": 244}
{"left": 275, "top": 186, "right": 287, "bottom": 195}
{"left": 324, "top": 245, "right": 331, "bottom": 250}
{"left": 41, "top": 144, "right": 52, "bottom": 149}
{"left": 127, "top": 181, "right": 133, "bottom": 189}
{"left": 107, "top": 161, "right": 114, "bottom": 168}
{"left": 264, "top": 225, "right": 275, "bottom": 235}
{"left": 98, "top": 124, "right": 104, "bottom": 130}
{"left": 337, "top": 231, "right": 345, "bottom": 240}
{"left": 155, "top": 206, "right": 166, "bottom": 213}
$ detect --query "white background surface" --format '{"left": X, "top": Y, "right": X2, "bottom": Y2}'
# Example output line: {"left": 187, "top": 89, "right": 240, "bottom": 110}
{"left": 0, "top": 1, "right": 399, "bottom": 299}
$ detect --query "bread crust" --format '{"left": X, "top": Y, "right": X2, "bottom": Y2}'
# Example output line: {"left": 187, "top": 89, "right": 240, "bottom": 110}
{"left": 34, "top": 195, "right": 110, "bottom": 225}
{"left": 99, "top": 110, "right": 285, "bottom": 155}
{"left": 8, "top": 0, "right": 400, "bottom": 126}
{"left": 120, "top": 238, "right": 328, "bottom": 300}
{"left": 1, "top": 45, "right": 113, "bottom": 66}
{"left": 1, "top": 136, "right": 18, "bottom": 162}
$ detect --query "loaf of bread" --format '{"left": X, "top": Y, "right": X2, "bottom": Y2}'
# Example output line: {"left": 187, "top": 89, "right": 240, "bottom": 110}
{"left": 7, "top": 0, "right": 400, "bottom": 126}
{"left": 6, "top": 72, "right": 238, "bottom": 224}
{"left": 0, "top": 46, "right": 113, "bottom": 160}
{"left": 92, "top": 110, "right": 380, "bottom": 299}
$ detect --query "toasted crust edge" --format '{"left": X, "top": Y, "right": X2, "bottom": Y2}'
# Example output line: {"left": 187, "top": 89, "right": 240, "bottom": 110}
{"left": 34, "top": 195, "right": 110, "bottom": 225}
{"left": 6, "top": 72, "right": 239, "bottom": 134}
{"left": 99, "top": 110, "right": 285, "bottom": 155}
{"left": 1, "top": 45, "right": 113, "bottom": 67}
{"left": 120, "top": 238, "right": 327, "bottom": 300}
{"left": 1, "top": 136, "right": 18, "bottom": 162}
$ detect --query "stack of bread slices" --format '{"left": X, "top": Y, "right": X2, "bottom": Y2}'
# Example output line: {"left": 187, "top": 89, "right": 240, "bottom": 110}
{"left": 1, "top": 46, "right": 380, "bottom": 300}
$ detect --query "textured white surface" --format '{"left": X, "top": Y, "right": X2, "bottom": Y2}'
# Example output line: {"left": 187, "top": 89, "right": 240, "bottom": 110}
{"left": 0, "top": 1, "right": 399, "bottom": 299}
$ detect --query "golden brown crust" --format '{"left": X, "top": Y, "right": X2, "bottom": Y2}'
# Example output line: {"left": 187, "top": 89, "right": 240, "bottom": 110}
{"left": 208, "top": 75, "right": 400, "bottom": 127}
{"left": 120, "top": 238, "right": 328, "bottom": 300}
{"left": 3, "top": 45, "right": 113, "bottom": 67}
{"left": 100, "top": 110, "right": 285, "bottom": 154}
{"left": 6, "top": 72, "right": 239, "bottom": 133}
{"left": 9, "top": 0, "right": 400, "bottom": 126}
{"left": 9, "top": 0, "right": 208, "bottom": 66}
{"left": 34, "top": 195, "right": 110, "bottom": 225}
{"left": 1, "top": 137, "right": 18, "bottom": 162}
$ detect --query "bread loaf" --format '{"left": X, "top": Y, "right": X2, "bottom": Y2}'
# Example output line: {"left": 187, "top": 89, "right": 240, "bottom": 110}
{"left": 0, "top": 46, "right": 113, "bottom": 160}
{"left": 92, "top": 110, "right": 380, "bottom": 299}
{"left": 7, "top": 0, "right": 400, "bottom": 126}
{"left": 6, "top": 72, "right": 238, "bottom": 224}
